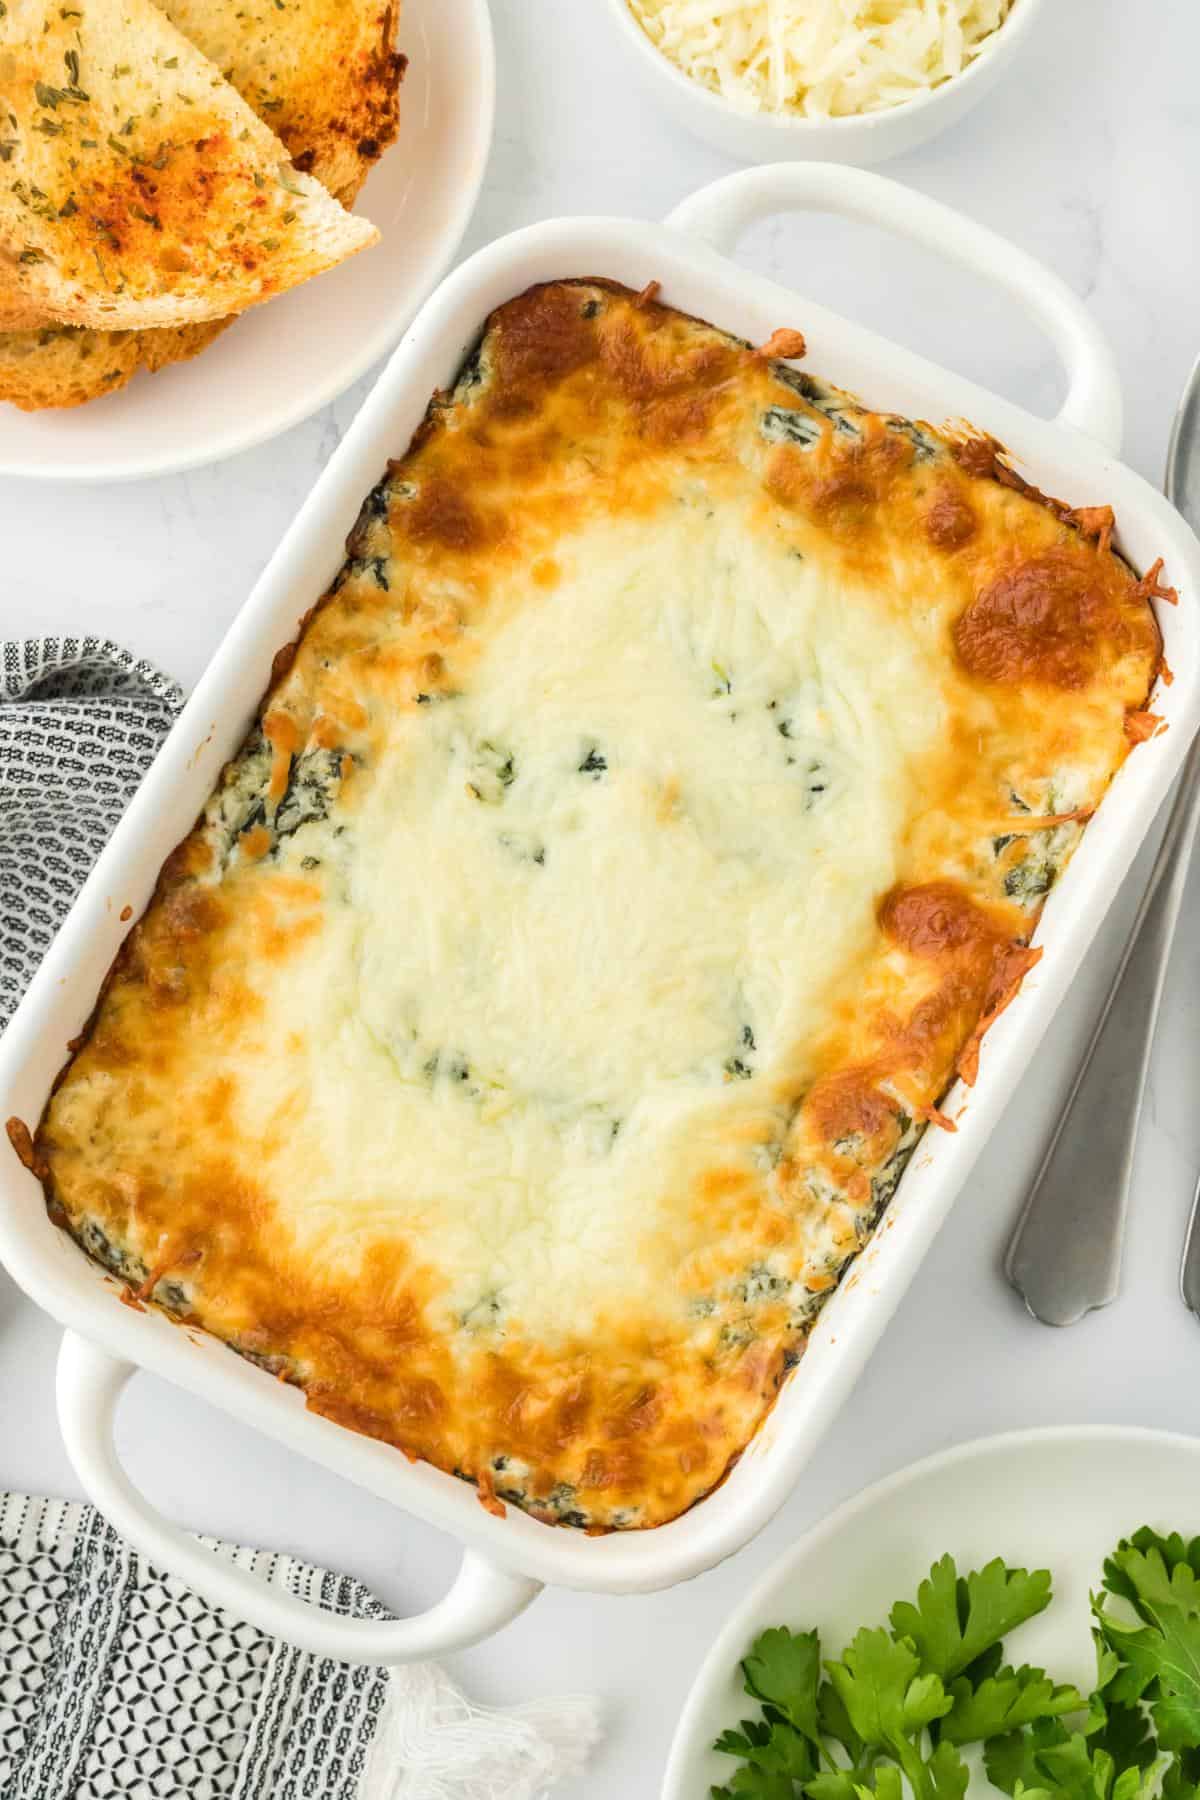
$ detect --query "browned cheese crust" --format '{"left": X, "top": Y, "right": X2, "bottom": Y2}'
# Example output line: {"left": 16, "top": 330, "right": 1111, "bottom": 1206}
{"left": 22, "top": 282, "right": 1165, "bottom": 1531}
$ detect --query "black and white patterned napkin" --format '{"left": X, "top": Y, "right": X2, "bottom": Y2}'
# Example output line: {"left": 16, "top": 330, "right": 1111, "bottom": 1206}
{"left": 0, "top": 641, "right": 600, "bottom": 1799}
{"left": 0, "top": 1493, "right": 387, "bottom": 1800}
{"left": 0, "top": 1494, "right": 598, "bottom": 1800}
{"left": 0, "top": 637, "right": 183, "bottom": 1029}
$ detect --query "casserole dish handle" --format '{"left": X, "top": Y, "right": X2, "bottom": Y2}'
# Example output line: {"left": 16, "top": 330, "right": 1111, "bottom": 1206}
{"left": 56, "top": 1330, "right": 542, "bottom": 1665}
{"left": 666, "top": 165, "right": 1123, "bottom": 456}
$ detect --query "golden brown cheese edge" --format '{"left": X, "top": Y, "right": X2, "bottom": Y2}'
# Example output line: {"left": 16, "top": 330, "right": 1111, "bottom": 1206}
{"left": 17, "top": 279, "right": 1166, "bottom": 1532}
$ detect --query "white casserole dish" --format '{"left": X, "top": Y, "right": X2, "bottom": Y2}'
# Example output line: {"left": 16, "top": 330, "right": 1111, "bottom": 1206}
{"left": 1, "top": 163, "right": 1197, "bottom": 1666}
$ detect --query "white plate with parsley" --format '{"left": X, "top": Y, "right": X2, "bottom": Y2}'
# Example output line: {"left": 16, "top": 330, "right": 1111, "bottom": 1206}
{"left": 663, "top": 1427, "right": 1200, "bottom": 1800}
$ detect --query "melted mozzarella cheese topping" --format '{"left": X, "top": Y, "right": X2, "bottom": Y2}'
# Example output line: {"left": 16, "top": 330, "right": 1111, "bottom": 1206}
{"left": 627, "top": 0, "right": 1014, "bottom": 119}
{"left": 34, "top": 279, "right": 1159, "bottom": 1532}
{"left": 223, "top": 504, "right": 941, "bottom": 1343}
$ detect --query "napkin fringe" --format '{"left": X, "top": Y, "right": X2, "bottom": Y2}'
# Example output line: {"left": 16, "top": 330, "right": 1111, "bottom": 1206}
{"left": 365, "top": 1663, "right": 602, "bottom": 1800}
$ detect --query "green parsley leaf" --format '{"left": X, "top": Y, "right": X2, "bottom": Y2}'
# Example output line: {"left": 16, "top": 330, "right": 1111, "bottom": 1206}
{"left": 1160, "top": 1743, "right": 1200, "bottom": 1798}
{"left": 714, "top": 1717, "right": 814, "bottom": 1781}
{"left": 1093, "top": 1612, "right": 1169, "bottom": 1709}
{"left": 1036, "top": 1730, "right": 1099, "bottom": 1792}
{"left": 714, "top": 1721, "right": 773, "bottom": 1761}
{"left": 742, "top": 1629, "right": 823, "bottom": 1747}
{"left": 1042, "top": 1733, "right": 1163, "bottom": 1799}
{"left": 856, "top": 1767, "right": 904, "bottom": 1800}
{"left": 806, "top": 1773, "right": 861, "bottom": 1800}
{"left": 1105, "top": 1531, "right": 1200, "bottom": 1599}
{"left": 711, "top": 1768, "right": 796, "bottom": 1800}
{"left": 1086, "top": 1683, "right": 1158, "bottom": 1775}
{"left": 890, "top": 1556, "right": 1053, "bottom": 1681}
{"left": 1096, "top": 1535, "right": 1200, "bottom": 1750}
{"left": 986, "top": 1717, "right": 1068, "bottom": 1794}
{"left": 819, "top": 1677, "right": 866, "bottom": 1765}
{"left": 825, "top": 1628, "right": 943, "bottom": 1748}
{"left": 941, "top": 1665, "right": 1084, "bottom": 1745}
{"left": 1086, "top": 1648, "right": 1165, "bottom": 1778}
{"left": 927, "top": 1738, "right": 971, "bottom": 1800}
{"left": 710, "top": 1543, "right": 1193, "bottom": 1800}
{"left": 825, "top": 1628, "right": 953, "bottom": 1800}
{"left": 963, "top": 1641, "right": 1008, "bottom": 1687}
{"left": 988, "top": 1719, "right": 1166, "bottom": 1800}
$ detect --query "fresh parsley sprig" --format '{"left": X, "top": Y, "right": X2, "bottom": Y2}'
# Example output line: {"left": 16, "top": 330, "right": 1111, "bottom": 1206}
{"left": 1092, "top": 1528, "right": 1200, "bottom": 1784}
{"left": 712, "top": 1535, "right": 1200, "bottom": 1800}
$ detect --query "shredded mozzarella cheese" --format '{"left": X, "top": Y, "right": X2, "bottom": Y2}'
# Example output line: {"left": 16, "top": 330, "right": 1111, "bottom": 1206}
{"left": 627, "top": 0, "right": 1015, "bottom": 118}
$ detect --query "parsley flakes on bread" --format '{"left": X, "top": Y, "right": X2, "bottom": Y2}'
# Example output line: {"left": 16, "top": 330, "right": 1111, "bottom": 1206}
{"left": 155, "top": 0, "right": 404, "bottom": 205}
{"left": 0, "top": 0, "right": 402, "bottom": 408}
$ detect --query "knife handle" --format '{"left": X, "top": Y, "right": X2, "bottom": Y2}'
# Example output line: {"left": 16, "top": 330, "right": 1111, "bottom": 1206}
{"left": 1180, "top": 1171, "right": 1200, "bottom": 1316}
{"left": 1006, "top": 731, "right": 1200, "bottom": 1326}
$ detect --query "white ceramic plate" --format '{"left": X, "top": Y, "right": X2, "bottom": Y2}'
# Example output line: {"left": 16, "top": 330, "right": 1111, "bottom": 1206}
{"left": 0, "top": 0, "right": 495, "bottom": 482}
{"left": 664, "top": 1427, "right": 1200, "bottom": 1798}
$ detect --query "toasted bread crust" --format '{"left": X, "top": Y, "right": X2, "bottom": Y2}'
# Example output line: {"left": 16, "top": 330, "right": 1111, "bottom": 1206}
{"left": 0, "top": 324, "right": 140, "bottom": 409}
{"left": 138, "top": 317, "right": 231, "bottom": 374}
{"left": 0, "top": 0, "right": 399, "bottom": 406}
{"left": 0, "top": 317, "right": 229, "bottom": 409}
{"left": 0, "top": 0, "right": 378, "bottom": 331}
{"left": 0, "top": 286, "right": 52, "bottom": 331}
{"left": 155, "top": 0, "right": 405, "bottom": 204}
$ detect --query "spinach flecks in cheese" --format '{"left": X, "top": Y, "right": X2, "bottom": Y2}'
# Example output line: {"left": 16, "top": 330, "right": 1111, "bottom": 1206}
{"left": 798, "top": 758, "right": 829, "bottom": 804}
{"left": 992, "top": 783, "right": 1087, "bottom": 912}
{"left": 35, "top": 278, "right": 1162, "bottom": 1537}
{"left": 886, "top": 417, "right": 940, "bottom": 463}
{"left": 1004, "top": 858, "right": 1054, "bottom": 903}
{"left": 769, "top": 362, "right": 822, "bottom": 403}
{"left": 206, "top": 734, "right": 351, "bottom": 867}
{"left": 76, "top": 1216, "right": 145, "bottom": 1286}
{"left": 497, "top": 830, "right": 545, "bottom": 866}
{"left": 454, "top": 335, "right": 490, "bottom": 393}
{"left": 1002, "top": 822, "right": 1082, "bottom": 909}
{"left": 760, "top": 405, "right": 824, "bottom": 450}
{"left": 464, "top": 739, "right": 516, "bottom": 804}
{"left": 275, "top": 748, "right": 347, "bottom": 840}
{"left": 869, "top": 1117, "right": 922, "bottom": 1211}
{"left": 207, "top": 731, "right": 272, "bottom": 852}
{"left": 362, "top": 476, "right": 392, "bottom": 521}
{"left": 461, "top": 1291, "right": 505, "bottom": 1334}
{"left": 738, "top": 1263, "right": 787, "bottom": 1303}
{"left": 724, "top": 1023, "right": 756, "bottom": 1081}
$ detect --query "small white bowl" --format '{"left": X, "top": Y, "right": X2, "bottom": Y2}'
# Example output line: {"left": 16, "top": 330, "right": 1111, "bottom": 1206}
{"left": 603, "top": 0, "right": 1044, "bottom": 167}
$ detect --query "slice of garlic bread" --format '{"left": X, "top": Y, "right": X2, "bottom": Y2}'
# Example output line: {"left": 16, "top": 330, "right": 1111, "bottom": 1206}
{"left": 0, "top": 316, "right": 226, "bottom": 408}
{"left": 0, "top": 323, "right": 140, "bottom": 407}
{"left": 155, "top": 0, "right": 404, "bottom": 204}
{"left": 0, "top": 0, "right": 378, "bottom": 331}
{"left": 0, "top": 282, "right": 51, "bottom": 329}
{"left": 0, "top": 0, "right": 399, "bottom": 406}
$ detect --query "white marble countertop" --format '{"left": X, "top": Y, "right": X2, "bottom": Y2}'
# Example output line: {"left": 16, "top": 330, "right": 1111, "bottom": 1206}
{"left": 4, "top": 1, "right": 1200, "bottom": 1794}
